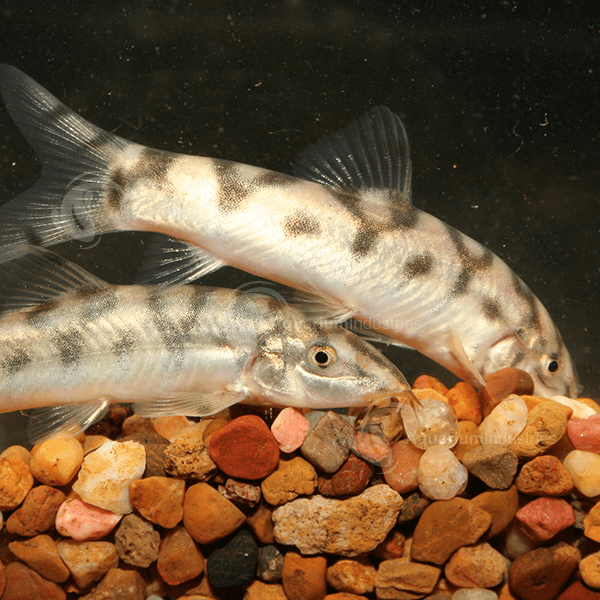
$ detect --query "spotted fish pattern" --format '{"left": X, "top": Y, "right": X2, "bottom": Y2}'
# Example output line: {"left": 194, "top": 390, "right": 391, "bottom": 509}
{"left": 0, "top": 246, "right": 413, "bottom": 437}
{"left": 0, "top": 65, "right": 578, "bottom": 399}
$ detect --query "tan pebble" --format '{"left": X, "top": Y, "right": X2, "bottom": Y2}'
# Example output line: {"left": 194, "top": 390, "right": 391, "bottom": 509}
{"left": 152, "top": 415, "right": 195, "bottom": 441}
{"left": 129, "top": 476, "right": 185, "bottom": 528}
{"left": 247, "top": 500, "right": 275, "bottom": 544}
{"left": 8, "top": 534, "right": 70, "bottom": 583}
{"left": 324, "top": 594, "right": 369, "bottom": 600}
{"left": 577, "top": 397, "right": 600, "bottom": 413}
{"left": 564, "top": 450, "right": 600, "bottom": 497}
{"left": 28, "top": 436, "right": 83, "bottom": 486}
{"left": 446, "top": 382, "right": 482, "bottom": 424}
{"left": 243, "top": 580, "right": 288, "bottom": 599}
{"left": 374, "top": 559, "right": 441, "bottom": 598}
{"left": 157, "top": 525, "right": 205, "bottom": 586}
{"left": 202, "top": 417, "right": 229, "bottom": 442}
{"left": 413, "top": 375, "right": 449, "bottom": 394}
{"left": 0, "top": 455, "right": 34, "bottom": 511}
{"left": 509, "top": 401, "right": 567, "bottom": 458}
{"left": 82, "top": 567, "right": 146, "bottom": 600}
{"left": 471, "top": 485, "right": 519, "bottom": 539}
{"left": 453, "top": 421, "right": 481, "bottom": 462}
{"left": 81, "top": 435, "right": 111, "bottom": 455}
{"left": 579, "top": 551, "right": 600, "bottom": 588}
{"left": 163, "top": 422, "right": 217, "bottom": 481}
{"left": 413, "top": 388, "right": 449, "bottom": 404}
{"left": 584, "top": 501, "right": 600, "bottom": 542}
{"left": 261, "top": 455, "right": 317, "bottom": 505}
{"left": 6, "top": 484, "right": 66, "bottom": 537}
{"left": 327, "top": 557, "right": 375, "bottom": 594}
{"left": 515, "top": 455, "right": 574, "bottom": 496}
{"left": 521, "top": 396, "right": 573, "bottom": 418}
{"left": 0, "top": 445, "right": 32, "bottom": 466}
{"left": 56, "top": 539, "right": 118, "bottom": 588}
{"left": 183, "top": 482, "right": 246, "bottom": 545}
{"left": 121, "top": 413, "right": 154, "bottom": 436}
{"left": 282, "top": 551, "right": 327, "bottom": 600}
{"left": 444, "top": 542, "right": 507, "bottom": 588}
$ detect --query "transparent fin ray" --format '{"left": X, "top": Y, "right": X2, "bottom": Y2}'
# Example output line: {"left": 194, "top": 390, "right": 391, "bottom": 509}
{"left": 133, "top": 391, "right": 243, "bottom": 418}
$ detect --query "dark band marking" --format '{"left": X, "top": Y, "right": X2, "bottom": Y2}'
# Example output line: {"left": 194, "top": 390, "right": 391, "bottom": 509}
{"left": 2, "top": 347, "right": 32, "bottom": 375}
{"left": 107, "top": 166, "right": 127, "bottom": 212}
{"left": 77, "top": 288, "right": 119, "bottom": 323}
{"left": 283, "top": 210, "right": 321, "bottom": 237}
{"left": 404, "top": 252, "right": 434, "bottom": 278}
{"left": 481, "top": 296, "right": 504, "bottom": 322}
{"left": 351, "top": 226, "right": 379, "bottom": 257}
{"left": 212, "top": 159, "right": 254, "bottom": 214}
{"left": 53, "top": 328, "right": 85, "bottom": 367}
{"left": 255, "top": 171, "right": 298, "bottom": 189}
{"left": 112, "top": 329, "right": 137, "bottom": 359}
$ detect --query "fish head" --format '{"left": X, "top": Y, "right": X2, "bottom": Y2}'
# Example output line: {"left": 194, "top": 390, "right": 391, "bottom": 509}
{"left": 483, "top": 320, "right": 579, "bottom": 399}
{"left": 247, "top": 320, "right": 415, "bottom": 410}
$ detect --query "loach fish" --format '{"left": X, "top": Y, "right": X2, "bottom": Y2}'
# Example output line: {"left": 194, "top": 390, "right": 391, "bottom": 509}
{"left": 0, "top": 65, "right": 578, "bottom": 399}
{"left": 0, "top": 245, "right": 414, "bottom": 442}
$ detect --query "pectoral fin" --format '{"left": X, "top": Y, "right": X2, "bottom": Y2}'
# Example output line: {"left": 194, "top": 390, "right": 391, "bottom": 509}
{"left": 132, "top": 391, "right": 243, "bottom": 418}
{"left": 447, "top": 329, "right": 486, "bottom": 388}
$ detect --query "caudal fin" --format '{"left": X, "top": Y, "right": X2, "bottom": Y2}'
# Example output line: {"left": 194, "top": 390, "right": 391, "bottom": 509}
{"left": 0, "top": 65, "right": 131, "bottom": 246}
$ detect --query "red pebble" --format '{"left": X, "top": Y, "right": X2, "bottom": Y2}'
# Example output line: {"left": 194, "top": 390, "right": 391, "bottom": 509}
{"left": 2, "top": 562, "right": 66, "bottom": 600}
{"left": 209, "top": 415, "right": 280, "bottom": 480}
{"left": 516, "top": 497, "right": 575, "bottom": 542}
{"left": 557, "top": 581, "right": 600, "bottom": 600}
{"left": 567, "top": 414, "right": 600, "bottom": 453}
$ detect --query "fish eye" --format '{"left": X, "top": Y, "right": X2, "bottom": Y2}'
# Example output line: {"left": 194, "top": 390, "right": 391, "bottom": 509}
{"left": 308, "top": 345, "right": 337, "bottom": 368}
{"left": 547, "top": 359, "right": 560, "bottom": 374}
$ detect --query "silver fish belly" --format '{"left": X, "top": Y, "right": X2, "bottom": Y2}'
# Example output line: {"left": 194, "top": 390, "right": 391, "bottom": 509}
{"left": 0, "top": 65, "right": 578, "bottom": 398}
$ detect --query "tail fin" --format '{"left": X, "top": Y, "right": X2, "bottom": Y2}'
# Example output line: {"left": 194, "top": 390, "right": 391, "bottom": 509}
{"left": 0, "top": 65, "right": 131, "bottom": 246}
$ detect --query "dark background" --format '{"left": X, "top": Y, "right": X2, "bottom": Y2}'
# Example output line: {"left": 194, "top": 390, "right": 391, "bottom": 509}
{"left": 0, "top": 0, "right": 598, "bottom": 449}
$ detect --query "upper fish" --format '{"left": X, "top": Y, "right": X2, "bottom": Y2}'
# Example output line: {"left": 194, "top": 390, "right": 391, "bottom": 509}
{"left": 0, "top": 245, "right": 414, "bottom": 442}
{"left": 0, "top": 65, "right": 579, "bottom": 399}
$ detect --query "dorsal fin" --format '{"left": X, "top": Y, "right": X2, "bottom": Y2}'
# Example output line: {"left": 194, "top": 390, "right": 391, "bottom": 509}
{"left": 0, "top": 245, "right": 106, "bottom": 314}
{"left": 293, "top": 106, "right": 413, "bottom": 206}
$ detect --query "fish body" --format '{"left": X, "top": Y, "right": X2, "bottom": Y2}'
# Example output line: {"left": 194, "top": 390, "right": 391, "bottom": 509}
{"left": 0, "top": 246, "right": 413, "bottom": 440}
{"left": 0, "top": 65, "right": 578, "bottom": 398}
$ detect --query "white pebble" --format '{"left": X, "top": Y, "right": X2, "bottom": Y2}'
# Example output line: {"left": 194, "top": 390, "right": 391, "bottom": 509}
{"left": 72, "top": 440, "right": 146, "bottom": 514}
{"left": 563, "top": 450, "right": 600, "bottom": 497}
{"left": 478, "top": 394, "right": 527, "bottom": 445}
{"left": 552, "top": 396, "right": 597, "bottom": 419}
{"left": 452, "top": 589, "right": 498, "bottom": 600}
{"left": 401, "top": 398, "right": 459, "bottom": 449}
{"left": 418, "top": 444, "right": 468, "bottom": 500}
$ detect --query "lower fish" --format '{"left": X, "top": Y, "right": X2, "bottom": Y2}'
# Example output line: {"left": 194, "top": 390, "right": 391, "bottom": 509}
{"left": 0, "top": 246, "right": 415, "bottom": 442}
{"left": 0, "top": 66, "right": 578, "bottom": 398}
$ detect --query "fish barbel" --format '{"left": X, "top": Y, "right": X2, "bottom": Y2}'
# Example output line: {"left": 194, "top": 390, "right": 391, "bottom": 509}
{"left": 0, "top": 65, "right": 579, "bottom": 398}
{"left": 0, "top": 245, "right": 414, "bottom": 441}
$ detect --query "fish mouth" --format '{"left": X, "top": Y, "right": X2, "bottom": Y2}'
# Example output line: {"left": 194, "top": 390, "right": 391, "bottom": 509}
{"left": 362, "top": 388, "right": 418, "bottom": 408}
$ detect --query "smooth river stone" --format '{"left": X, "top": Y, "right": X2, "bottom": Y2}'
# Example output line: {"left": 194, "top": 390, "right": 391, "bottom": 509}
{"left": 272, "top": 484, "right": 402, "bottom": 556}
{"left": 564, "top": 450, "right": 600, "bottom": 497}
{"left": 478, "top": 394, "right": 527, "bottom": 446}
{"left": 567, "top": 413, "right": 600, "bottom": 452}
{"left": 402, "top": 398, "right": 460, "bottom": 449}
{"left": 418, "top": 444, "right": 468, "bottom": 500}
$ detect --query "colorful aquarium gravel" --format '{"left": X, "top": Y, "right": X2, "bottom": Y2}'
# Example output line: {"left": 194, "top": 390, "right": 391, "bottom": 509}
{"left": 0, "top": 368, "right": 599, "bottom": 600}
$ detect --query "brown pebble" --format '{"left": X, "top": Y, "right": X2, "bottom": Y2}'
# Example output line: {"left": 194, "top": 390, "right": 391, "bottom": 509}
{"left": 114, "top": 513, "right": 160, "bottom": 568}
{"left": 244, "top": 580, "right": 288, "bottom": 599}
{"left": 1, "top": 561, "right": 66, "bottom": 600}
{"left": 327, "top": 557, "right": 375, "bottom": 595}
{"left": 413, "top": 375, "right": 449, "bottom": 394}
{"left": 485, "top": 368, "right": 534, "bottom": 406}
{"left": 515, "top": 454, "right": 574, "bottom": 496}
{"left": 461, "top": 444, "right": 518, "bottom": 489}
{"left": 183, "top": 482, "right": 246, "bottom": 545}
{"left": 8, "top": 535, "right": 70, "bottom": 583}
{"left": 282, "top": 551, "right": 327, "bottom": 600}
{"left": 370, "top": 529, "right": 406, "bottom": 560}
{"left": 261, "top": 455, "right": 317, "bottom": 505}
{"left": 508, "top": 541, "right": 580, "bottom": 600}
{"left": 6, "top": 485, "right": 66, "bottom": 537}
{"left": 129, "top": 476, "right": 185, "bottom": 528}
{"left": 80, "top": 567, "right": 145, "bottom": 600}
{"left": 163, "top": 422, "right": 218, "bottom": 481}
{"left": 411, "top": 497, "right": 492, "bottom": 565}
{"left": 446, "top": 382, "right": 482, "bottom": 424}
{"left": 157, "top": 525, "right": 205, "bottom": 586}
{"left": 0, "top": 456, "right": 34, "bottom": 511}
{"left": 453, "top": 421, "right": 481, "bottom": 462}
{"left": 56, "top": 539, "right": 119, "bottom": 589}
{"left": 119, "top": 430, "right": 170, "bottom": 478}
{"left": 247, "top": 501, "right": 275, "bottom": 544}
{"left": 471, "top": 485, "right": 519, "bottom": 538}
{"left": 374, "top": 560, "right": 441, "bottom": 598}
{"left": 444, "top": 542, "right": 507, "bottom": 588}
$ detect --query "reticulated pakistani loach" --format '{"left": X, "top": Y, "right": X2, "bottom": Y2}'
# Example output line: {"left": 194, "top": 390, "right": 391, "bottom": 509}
{"left": 0, "top": 246, "right": 414, "bottom": 442}
{"left": 0, "top": 65, "right": 579, "bottom": 399}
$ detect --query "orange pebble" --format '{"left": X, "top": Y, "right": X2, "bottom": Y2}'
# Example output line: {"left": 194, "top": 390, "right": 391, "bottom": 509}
{"left": 413, "top": 375, "right": 449, "bottom": 395}
{"left": 446, "top": 382, "right": 482, "bottom": 425}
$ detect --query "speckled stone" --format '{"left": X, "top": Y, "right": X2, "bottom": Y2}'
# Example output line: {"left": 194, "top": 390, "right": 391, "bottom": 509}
{"left": 129, "top": 476, "right": 185, "bottom": 528}
{"left": 397, "top": 491, "right": 430, "bottom": 523}
{"left": 411, "top": 498, "right": 493, "bottom": 565}
{"left": 301, "top": 411, "right": 355, "bottom": 473}
{"left": 114, "top": 513, "right": 160, "bottom": 568}
{"left": 163, "top": 421, "right": 218, "bottom": 481}
{"left": 261, "top": 455, "right": 317, "bottom": 505}
{"left": 370, "top": 529, "right": 406, "bottom": 560}
{"left": 567, "top": 414, "right": 600, "bottom": 453}
{"left": 508, "top": 542, "right": 580, "bottom": 600}
{"left": 209, "top": 415, "right": 280, "bottom": 479}
{"left": 444, "top": 542, "right": 507, "bottom": 588}
{"left": 119, "top": 430, "right": 169, "bottom": 478}
{"left": 72, "top": 440, "right": 146, "bottom": 514}
{"left": 206, "top": 529, "right": 258, "bottom": 588}
{"left": 273, "top": 484, "right": 402, "bottom": 557}
{"left": 29, "top": 437, "right": 83, "bottom": 486}
{"left": 79, "top": 567, "right": 145, "bottom": 600}
{"left": 374, "top": 560, "right": 441, "bottom": 599}
{"left": 515, "top": 455, "right": 574, "bottom": 496}
{"left": 325, "top": 453, "right": 374, "bottom": 497}
{"left": 258, "top": 544, "right": 284, "bottom": 582}
{"left": 55, "top": 496, "right": 122, "bottom": 541}
{"left": 8, "top": 535, "right": 70, "bottom": 583}
{"left": 183, "top": 482, "right": 246, "bottom": 545}
{"left": 1, "top": 561, "right": 66, "bottom": 600}
{"left": 471, "top": 486, "right": 519, "bottom": 539}
{"left": 282, "top": 552, "right": 328, "bottom": 600}
{"left": 461, "top": 444, "right": 518, "bottom": 490}
{"left": 156, "top": 525, "right": 205, "bottom": 586}
{"left": 327, "top": 557, "right": 375, "bottom": 595}
{"left": 6, "top": 485, "right": 66, "bottom": 536}
{"left": 219, "top": 478, "right": 261, "bottom": 507}
{"left": 515, "top": 497, "right": 575, "bottom": 542}
{"left": 0, "top": 455, "right": 34, "bottom": 511}
{"left": 446, "top": 382, "right": 482, "bottom": 424}
{"left": 56, "top": 539, "right": 118, "bottom": 589}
